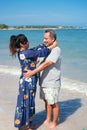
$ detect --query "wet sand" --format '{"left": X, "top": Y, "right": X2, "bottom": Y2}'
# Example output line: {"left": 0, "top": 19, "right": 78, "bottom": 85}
{"left": 0, "top": 73, "right": 87, "bottom": 130}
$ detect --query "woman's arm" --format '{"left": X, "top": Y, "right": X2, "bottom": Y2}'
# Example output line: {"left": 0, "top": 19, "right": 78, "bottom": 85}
{"left": 24, "top": 45, "right": 51, "bottom": 59}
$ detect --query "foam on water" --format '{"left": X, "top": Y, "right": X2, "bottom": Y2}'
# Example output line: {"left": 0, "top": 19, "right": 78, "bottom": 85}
{"left": 62, "top": 77, "right": 87, "bottom": 96}
{"left": 0, "top": 65, "right": 87, "bottom": 96}
{"left": 0, "top": 65, "right": 21, "bottom": 76}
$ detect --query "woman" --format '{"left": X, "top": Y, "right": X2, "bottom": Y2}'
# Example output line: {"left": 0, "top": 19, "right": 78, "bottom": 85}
{"left": 9, "top": 34, "right": 57, "bottom": 130}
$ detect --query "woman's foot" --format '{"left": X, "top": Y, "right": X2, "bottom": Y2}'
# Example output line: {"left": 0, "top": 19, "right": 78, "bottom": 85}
{"left": 18, "top": 125, "right": 27, "bottom": 130}
{"left": 27, "top": 124, "right": 35, "bottom": 130}
{"left": 27, "top": 121, "right": 35, "bottom": 130}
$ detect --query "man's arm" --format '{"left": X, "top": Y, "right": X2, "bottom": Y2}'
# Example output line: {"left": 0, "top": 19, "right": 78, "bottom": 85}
{"left": 24, "top": 60, "right": 54, "bottom": 78}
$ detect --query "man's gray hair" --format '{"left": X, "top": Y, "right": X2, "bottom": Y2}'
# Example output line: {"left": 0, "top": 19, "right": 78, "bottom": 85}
{"left": 45, "top": 29, "right": 56, "bottom": 40}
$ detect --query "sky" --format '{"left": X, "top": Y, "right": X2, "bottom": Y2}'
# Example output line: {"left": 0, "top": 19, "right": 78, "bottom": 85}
{"left": 0, "top": 0, "right": 87, "bottom": 27}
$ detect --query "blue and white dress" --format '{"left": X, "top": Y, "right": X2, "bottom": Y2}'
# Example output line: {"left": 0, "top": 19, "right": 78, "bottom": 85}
{"left": 14, "top": 44, "right": 51, "bottom": 128}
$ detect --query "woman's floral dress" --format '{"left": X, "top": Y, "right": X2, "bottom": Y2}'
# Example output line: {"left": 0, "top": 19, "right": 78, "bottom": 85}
{"left": 14, "top": 44, "right": 51, "bottom": 128}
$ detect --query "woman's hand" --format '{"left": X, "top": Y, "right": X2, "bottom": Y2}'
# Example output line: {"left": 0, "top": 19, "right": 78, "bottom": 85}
{"left": 48, "top": 40, "right": 58, "bottom": 49}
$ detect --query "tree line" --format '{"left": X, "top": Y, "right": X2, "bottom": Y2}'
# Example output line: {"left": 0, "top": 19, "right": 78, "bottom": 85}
{"left": 0, "top": 24, "right": 81, "bottom": 29}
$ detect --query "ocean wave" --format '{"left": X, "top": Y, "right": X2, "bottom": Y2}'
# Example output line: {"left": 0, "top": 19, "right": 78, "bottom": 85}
{"left": 0, "top": 65, "right": 21, "bottom": 75}
{"left": 62, "top": 77, "right": 87, "bottom": 96}
{"left": 0, "top": 65, "right": 87, "bottom": 96}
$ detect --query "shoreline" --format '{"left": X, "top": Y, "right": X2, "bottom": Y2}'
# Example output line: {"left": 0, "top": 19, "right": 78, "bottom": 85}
{"left": 0, "top": 64, "right": 87, "bottom": 95}
{"left": 0, "top": 73, "right": 87, "bottom": 130}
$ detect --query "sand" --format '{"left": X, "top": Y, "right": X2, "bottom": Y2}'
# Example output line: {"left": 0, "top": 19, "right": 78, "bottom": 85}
{"left": 0, "top": 73, "right": 87, "bottom": 130}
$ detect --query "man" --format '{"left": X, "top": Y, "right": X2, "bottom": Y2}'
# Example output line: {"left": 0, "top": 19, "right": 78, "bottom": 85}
{"left": 24, "top": 29, "right": 61, "bottom": 129}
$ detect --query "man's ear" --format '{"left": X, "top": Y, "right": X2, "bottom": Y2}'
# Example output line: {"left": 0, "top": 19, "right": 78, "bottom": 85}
{"left": 51, "top": 38, "right": 55, "bottom": 43}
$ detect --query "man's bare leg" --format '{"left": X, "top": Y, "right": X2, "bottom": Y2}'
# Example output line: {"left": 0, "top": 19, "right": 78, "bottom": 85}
{"left": 43, "top": 100, "right": 52, "bottom": 124}
{"left": 50, "top": 103, "right": 59, "bottom": 129}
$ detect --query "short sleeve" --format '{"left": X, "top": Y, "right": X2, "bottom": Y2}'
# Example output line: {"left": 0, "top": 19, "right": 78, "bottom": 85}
{"left": 46, "top": 47, "right": 61, "bottom": 63}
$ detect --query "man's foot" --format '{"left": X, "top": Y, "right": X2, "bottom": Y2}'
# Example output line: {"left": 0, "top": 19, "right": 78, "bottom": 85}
{"left": 49, "top": 122, "right": 58, "bottom": 129}
{"left": 43, "top": 119, "right": 51, "bottom": 124}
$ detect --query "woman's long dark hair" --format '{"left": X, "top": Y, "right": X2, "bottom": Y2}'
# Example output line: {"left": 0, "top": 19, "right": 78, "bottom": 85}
{"left": 9, "top": 34, "right": 28, "bottom": 56}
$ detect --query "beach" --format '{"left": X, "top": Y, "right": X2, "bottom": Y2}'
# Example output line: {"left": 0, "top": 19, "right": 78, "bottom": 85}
{"left": 0, "top": 73, "right": 87, "bottom": 130}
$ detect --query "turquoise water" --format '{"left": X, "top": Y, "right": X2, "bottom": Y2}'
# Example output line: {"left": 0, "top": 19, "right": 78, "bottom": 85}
{"left": 0, "top": 29, "right": 87, "bottom": 83}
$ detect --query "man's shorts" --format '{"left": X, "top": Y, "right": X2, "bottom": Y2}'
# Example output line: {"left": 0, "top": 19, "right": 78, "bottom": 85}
{"left": 40, "top": 87, "right": 60, "bottom": 105}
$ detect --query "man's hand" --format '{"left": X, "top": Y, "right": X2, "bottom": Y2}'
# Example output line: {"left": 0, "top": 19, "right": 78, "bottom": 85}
{"left": 24, "top": 60, "right": 53, "bottom": 78}
{"left": 24, "top": 68, "right": 33, "bottom": 78}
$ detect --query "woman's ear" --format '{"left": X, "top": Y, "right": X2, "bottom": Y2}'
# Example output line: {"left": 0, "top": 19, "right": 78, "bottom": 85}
{"left": 20, "top": 43, "right": 24, "bottom": 47}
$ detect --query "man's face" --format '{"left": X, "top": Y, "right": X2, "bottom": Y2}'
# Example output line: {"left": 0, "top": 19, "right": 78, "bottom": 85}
{"left": 43, "top": 32, "right": 55, "bottom": 47}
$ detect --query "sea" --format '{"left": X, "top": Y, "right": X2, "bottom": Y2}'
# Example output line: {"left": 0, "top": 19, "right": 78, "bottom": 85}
{"left": 0, "top": 29, "right": 87, "bottom": 95}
